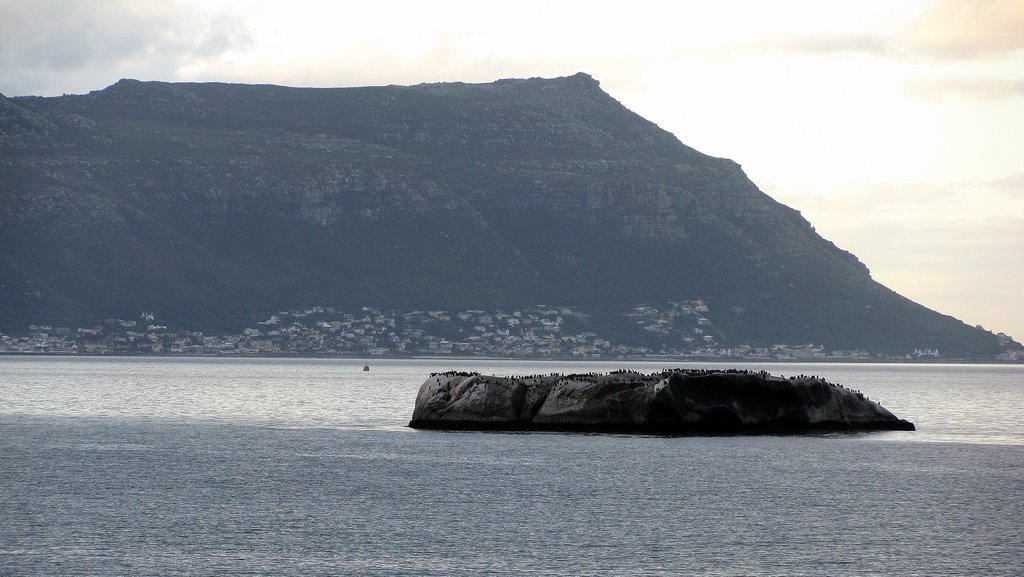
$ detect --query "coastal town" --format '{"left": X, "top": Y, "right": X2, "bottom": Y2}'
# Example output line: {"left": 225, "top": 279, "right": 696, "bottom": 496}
{"left": 4, "top": 300, "right": 1018, "bottom": 361}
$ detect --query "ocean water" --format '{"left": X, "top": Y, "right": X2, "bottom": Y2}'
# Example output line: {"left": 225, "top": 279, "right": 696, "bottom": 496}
{"left": 1, "top": 356, "right": 1021, "bottom": 576}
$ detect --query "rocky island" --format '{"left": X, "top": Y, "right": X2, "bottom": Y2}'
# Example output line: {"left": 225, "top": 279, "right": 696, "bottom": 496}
{"left": 409, "top": 369, "right": 915, "bottom": 434}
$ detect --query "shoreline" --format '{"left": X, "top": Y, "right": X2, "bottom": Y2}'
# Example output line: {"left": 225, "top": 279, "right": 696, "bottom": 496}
{"left": 1, "top": 350, "right": 1020, "bottom": 365}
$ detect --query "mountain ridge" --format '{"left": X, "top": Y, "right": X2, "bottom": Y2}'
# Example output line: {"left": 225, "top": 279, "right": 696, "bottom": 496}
{"left": 0, "top": 73, "right": 1015, "bottom": 358}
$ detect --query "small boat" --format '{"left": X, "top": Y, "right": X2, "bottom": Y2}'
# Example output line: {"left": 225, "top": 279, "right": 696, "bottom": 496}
{"left": 362, "top": 364, "right": 370, "bottom": 372}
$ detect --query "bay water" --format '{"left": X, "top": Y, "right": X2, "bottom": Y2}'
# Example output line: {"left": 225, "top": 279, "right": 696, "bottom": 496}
{"left": 1, "top": 357, "right": 1021, "bottom": 576}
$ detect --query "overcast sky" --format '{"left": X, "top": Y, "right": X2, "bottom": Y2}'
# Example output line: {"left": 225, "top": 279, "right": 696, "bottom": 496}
{"left": 2, "top": 0, "right": 1022, "bottom": 341}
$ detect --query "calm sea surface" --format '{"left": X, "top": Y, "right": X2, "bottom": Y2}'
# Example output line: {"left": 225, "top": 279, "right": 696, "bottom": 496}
{"left": 1, "top": 357, "right": 1021, "bottom": 576}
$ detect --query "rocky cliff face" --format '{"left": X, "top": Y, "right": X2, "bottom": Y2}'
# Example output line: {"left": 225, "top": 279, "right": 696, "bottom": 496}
{"left": 409, "top": 370, "right": 915, "bottom": 433}
{"left": 0, "top": 74, "right": 1008, "bottom": 356}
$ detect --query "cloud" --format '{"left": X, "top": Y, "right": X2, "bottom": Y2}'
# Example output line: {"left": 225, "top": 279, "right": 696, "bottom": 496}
{"left": 709, "top": 1, "right": 1024, "bottom": 62}
{"left": 904, "top": 0, "right": 1024, "bottom": 58}
{"left": 906, "top": 76, "right": 1024, "bottom": 100}
{"left": 738, "top": 33, "right": 891, "bottom": 56}
{"left": 0, "top": 0, "right": 252, "bottom": 95}
{"left": 798, "top": 176, "right": 1024, "bottom": 222}
{"left": 782, "top": 176, "right": 1024, "bottom": 288}
{"left": 991, "top": 172, "right": 1024, "bottom": 194}
{"left": 784, "top": 176, "right": 1024, "bottom": 338}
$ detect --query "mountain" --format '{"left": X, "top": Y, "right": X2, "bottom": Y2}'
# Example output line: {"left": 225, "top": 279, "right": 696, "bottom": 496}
{"left": 0, "top": 73, "right": 1012, "bottom": 358}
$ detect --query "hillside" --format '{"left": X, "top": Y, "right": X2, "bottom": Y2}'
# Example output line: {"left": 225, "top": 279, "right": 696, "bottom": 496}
{"left": 0, "top": 73, "right": 1013, "bottom": 358}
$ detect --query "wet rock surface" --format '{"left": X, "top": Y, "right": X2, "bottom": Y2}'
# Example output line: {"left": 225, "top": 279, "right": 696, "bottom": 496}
{"left": 409, "top": 369, "right": 915, "bottom": 434}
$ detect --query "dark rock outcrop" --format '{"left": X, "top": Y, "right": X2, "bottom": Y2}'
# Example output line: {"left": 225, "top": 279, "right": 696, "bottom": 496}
{"left": 409, "top": 369, "right": 915, "bottom": 434}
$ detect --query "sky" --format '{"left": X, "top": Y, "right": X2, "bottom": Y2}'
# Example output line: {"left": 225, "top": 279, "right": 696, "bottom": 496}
{"left": 2, "top": 0, "right": 1022, "bottom": 341}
